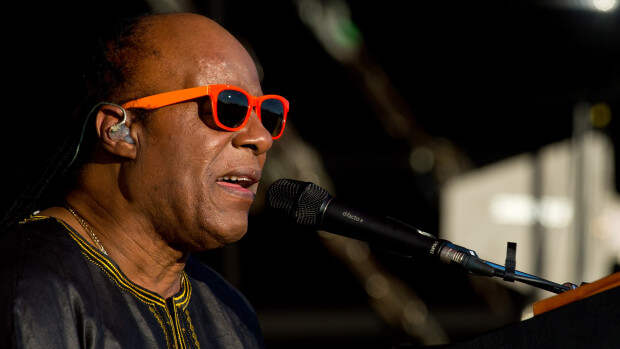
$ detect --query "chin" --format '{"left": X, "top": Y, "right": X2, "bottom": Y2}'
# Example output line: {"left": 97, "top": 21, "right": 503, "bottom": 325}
{"left": 194, "top": 222, "right": 248, "bottom": 251}
{"left": 215, "top": 227, "right": 248, "bottom": 245}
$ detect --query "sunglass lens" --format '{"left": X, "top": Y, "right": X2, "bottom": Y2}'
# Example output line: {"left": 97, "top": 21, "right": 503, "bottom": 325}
{"left": 260, "top": 99, "right": 285, "bottom": 137}
{"left": 217, "top": 90, "right": 249, "bottom": 128}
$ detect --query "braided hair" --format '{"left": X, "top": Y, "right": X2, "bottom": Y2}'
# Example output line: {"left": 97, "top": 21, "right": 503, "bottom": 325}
{"left": 0, "top": 14, "right": 152, "bottom": 231}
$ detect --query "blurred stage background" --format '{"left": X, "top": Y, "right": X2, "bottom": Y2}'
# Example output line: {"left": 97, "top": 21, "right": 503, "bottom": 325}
{"left": 2, "top": 0, "right": 619, "bottom": 347}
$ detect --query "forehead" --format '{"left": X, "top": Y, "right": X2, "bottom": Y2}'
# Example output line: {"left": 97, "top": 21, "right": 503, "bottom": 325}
{"left": 130, "top": 14, "right": 262, "bottom": 97}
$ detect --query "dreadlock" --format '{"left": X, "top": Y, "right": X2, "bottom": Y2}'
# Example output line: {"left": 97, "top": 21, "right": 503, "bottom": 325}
{"left": 0, "top": 14, "right": 152, "bottom": 232}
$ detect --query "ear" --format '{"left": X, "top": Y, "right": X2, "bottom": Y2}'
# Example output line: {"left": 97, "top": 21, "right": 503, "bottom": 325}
{"left": 95, "top": 104, "right": 137, "bottom": 160}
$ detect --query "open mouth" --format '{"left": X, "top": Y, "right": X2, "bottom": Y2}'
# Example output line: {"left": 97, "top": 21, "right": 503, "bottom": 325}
{"left": 216, "top": 176, "right": 256, "bottom": 189}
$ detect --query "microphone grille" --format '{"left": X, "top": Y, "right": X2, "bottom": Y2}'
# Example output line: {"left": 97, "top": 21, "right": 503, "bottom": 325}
{"left": 266, "top": 179, "right": 331, "bottom": 226}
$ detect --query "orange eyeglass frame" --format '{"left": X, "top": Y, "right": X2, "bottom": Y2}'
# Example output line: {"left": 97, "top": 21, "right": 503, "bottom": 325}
{"left": 121, "top": 84, "right": 289, "bottom": 139}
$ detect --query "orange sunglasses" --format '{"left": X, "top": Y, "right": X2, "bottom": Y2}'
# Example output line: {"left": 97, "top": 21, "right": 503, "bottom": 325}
{"left": 121, "top": 84, "right": 289, "bottom": 139}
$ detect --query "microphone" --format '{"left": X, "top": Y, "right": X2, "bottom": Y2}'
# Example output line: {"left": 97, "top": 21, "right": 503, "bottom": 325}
{"left": 266, "top": 178, "right": 496, "bottom": 277}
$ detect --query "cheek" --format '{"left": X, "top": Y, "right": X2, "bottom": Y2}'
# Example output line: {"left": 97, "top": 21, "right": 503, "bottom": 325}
{"left": 162, "top": 135, "right": 248, "bottom": 235}
{"left": 141, "top": 112, "right": 226, "bottom": 185}
{"left": 154, "top": 134, "right": 224, "bottom": 209}
{"left": 129, "top": 109, "right": 254, "bottom": 248}
{"left": 127, "top": 116, "right": 224, "bottom": 212}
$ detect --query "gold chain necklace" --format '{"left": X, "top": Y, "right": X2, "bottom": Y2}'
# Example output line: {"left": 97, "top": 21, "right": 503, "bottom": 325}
{"left": 65, "top": 204, "right": 109, "bottom": 256}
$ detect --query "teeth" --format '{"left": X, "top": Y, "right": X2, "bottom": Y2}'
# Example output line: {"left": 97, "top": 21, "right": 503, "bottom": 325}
{"left": 218, "top": 176, "right": 252, "bottom": 183}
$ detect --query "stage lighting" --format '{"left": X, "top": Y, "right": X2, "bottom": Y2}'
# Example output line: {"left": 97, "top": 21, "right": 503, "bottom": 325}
{"left": 592, "top": 0, "right": 617, "bottom": 12}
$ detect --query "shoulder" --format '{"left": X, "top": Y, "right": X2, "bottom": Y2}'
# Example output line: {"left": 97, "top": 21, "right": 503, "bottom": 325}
{"left": 1, "top": 216, "right": 75, "bottom": 269}
{"left": 0, "top": 217, "right": 88, "bottom": 347}
{"left": 0, "top": 216, "right": 87, "bottom": 302}
{"left": 0, "top": 216, "right": 81, "bottom": 277}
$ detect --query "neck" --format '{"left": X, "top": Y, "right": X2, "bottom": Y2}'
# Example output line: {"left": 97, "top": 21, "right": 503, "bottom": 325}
{"left": 42, "top": 188, "right": 187, "bottom": 299}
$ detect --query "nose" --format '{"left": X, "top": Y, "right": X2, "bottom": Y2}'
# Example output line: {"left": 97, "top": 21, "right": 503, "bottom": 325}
{"left": 231, "top": 111, "right": 273, "bottom": 155}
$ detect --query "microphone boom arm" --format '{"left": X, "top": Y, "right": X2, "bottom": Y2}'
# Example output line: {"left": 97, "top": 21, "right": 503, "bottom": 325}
{"left": 434, "top": 241, "right": 574, "bottom": 294}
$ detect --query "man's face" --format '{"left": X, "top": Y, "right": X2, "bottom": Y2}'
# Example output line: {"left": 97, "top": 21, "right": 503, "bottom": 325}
{"left": 120, "top": 15, "right": 273, "bottom": 251}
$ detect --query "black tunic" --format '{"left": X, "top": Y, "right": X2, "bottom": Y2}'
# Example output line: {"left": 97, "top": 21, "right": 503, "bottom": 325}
{"left": 0, "top": 216, "right": 264, "bottom": 348}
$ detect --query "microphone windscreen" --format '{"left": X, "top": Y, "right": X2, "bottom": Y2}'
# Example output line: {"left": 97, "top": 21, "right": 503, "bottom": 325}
{"left": 266, "top": 179, "right": 331, "bottom": 226}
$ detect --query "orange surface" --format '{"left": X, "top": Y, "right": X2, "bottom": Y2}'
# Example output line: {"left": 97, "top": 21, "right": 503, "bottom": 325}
{"left": 533, "top": 272, "right": 620, "bottom": 315}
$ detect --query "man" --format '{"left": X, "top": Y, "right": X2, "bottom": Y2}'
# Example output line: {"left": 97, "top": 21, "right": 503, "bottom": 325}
{"left": 1, "top": 12, "right": 288, "bottom": 348}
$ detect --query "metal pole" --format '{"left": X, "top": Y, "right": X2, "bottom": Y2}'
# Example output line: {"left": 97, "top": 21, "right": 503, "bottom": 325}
{"left": 572, "top": 102, "right": 590, "bottom": 283}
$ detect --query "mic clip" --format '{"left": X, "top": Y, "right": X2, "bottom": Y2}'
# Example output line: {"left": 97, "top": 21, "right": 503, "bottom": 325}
{"left": 503, "top": 242, "right": 517, "bottom": 282}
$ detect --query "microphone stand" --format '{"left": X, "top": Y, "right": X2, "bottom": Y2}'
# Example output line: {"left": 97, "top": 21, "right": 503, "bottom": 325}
{"left": 484, "top": 260, "right": 573, "bottom": 294}
{"left": 441, "top": 242, "right": 576, "bottom": 294}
